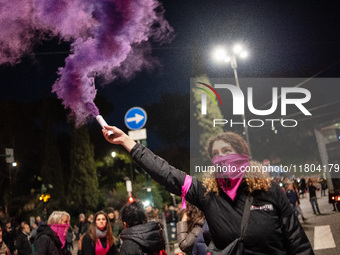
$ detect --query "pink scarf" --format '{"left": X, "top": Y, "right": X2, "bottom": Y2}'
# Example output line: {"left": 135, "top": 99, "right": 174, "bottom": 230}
{"left": 49, "top": 223, "right": 70, "bottom": 248}
{"left": 181, "top": 175, "right": 192, "bottom": 209}
{"left": 95, "top": 239, "right": 110, "bottom": 255}
{"left": 212, "top": 154, "right": 250, "bottom": 200}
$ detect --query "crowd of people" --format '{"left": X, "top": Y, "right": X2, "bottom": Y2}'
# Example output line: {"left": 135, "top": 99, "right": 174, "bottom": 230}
{"left": 0, "top": 202, "right": 173, "bottom": 255}
{"left": 0, "top": 126, "right": 337, "bottom": 255}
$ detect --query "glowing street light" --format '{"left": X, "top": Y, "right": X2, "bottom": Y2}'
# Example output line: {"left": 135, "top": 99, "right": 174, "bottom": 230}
{"left": 111, "top": 151, "right": 116, "bottom": 158}
{"left": 213, "top": 44, "right": 252, "bottom": 157}
{"left": 233, "top": 44, "right": 243, "bottom": 54}
{"left": 240, "top": 51, "right": 248, "bottom": 59}
{"left": 213, "top": 47, "right": 227, "bottom": 61}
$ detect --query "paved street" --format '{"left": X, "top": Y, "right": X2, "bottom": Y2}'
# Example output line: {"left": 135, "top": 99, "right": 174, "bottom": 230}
{"left": 71, "top": 241, "right": 78, "bottom": 255}
{"left": 299, "top": 191, "right": 340, "bottom": 255}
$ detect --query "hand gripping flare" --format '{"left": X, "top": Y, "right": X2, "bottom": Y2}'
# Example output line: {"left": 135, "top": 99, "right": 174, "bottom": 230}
{"left": 96, "top": 115, "right": 114, "bottom": 138}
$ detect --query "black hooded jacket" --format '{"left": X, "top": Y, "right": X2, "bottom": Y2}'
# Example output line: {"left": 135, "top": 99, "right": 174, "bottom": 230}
{"left": 119, "top": 221, "right": 165, "bottom": 255}
{"left": 33, "top": 225, "right": 69, "bottom": 255}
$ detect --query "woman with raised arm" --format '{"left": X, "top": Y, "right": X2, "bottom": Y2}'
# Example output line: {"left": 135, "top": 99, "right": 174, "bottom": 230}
{"left": 102, "top": 126, "right": 314, "bottom": 254}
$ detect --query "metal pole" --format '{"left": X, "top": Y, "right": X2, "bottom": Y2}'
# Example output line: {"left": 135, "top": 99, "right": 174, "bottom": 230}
{"left": 161, "top": 212, "right": 170, "bottom": 254}
{"left": 9, "top": 164, "right": 12, "bottom": 196}
{"left": 231, "top": 55, "right": 252, "bottom": 158}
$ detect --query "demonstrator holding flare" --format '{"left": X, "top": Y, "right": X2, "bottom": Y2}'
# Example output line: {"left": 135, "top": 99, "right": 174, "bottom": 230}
{"left": 102, "top": 125, "right": 314, "bottom": 254}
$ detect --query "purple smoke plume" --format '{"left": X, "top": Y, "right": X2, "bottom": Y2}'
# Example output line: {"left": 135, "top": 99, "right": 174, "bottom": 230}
{"left": 0, "top": 0, "right": 173, "bottom": 126}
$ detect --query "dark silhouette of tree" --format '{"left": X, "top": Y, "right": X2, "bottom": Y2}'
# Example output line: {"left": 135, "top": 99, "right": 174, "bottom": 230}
{"left": 68, "top": 124, "right": 99, "bottom": 212}
{"left": 40, "top": 97, "right": 65, "bottom": 209}
{"left": 144, "top": 93, "right": 190, "bottom": 171}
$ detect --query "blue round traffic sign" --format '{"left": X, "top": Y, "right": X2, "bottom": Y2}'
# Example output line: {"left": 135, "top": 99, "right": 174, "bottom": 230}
{"left": 124, "top": 107, "right": 147, "bottom": 130}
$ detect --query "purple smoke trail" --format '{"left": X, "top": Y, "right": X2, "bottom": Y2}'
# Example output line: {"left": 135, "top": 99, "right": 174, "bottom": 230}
{"left": 0, "top": 0, "right": 35, "bottom": 65}
{"left": 0, "top": 0, "right": 173, "bottom": 126}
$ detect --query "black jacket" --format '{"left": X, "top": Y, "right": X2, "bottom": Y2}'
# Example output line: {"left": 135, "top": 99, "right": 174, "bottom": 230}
{"left": 285, "top": 189, "right": 298, "bottom": 205}
{"left": 33, "top": 225, "right": 70, "bottom": 255}
{"left": 308, "top": 185, "right": 317, "bottom": 197}
{"left": 2, "top": 227, "right": 16, "bottom": 253}
{"left": 81, "top": 233, "right": 118, "bottom": 255}
{"left": 130, "top": 143, "right": 314, "bottom": 255}
{"left": 16, "top": 232, "right": 32, "bottom": 255}
{"left": 119, "top": 221, "right": 165, "bottom": 255}
{"left": 77, "top": 221, "right": 90, "bottom": 240}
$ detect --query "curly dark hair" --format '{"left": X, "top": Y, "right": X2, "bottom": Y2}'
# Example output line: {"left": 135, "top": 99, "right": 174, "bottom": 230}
{"left": 120, "top": 200, "right": 147, "bottom": 228}
{"left": 184, "top": 202, "right": 205, "bottom": 233}
{"left": 206, "top": 131, "right": 249, "bottom": 158}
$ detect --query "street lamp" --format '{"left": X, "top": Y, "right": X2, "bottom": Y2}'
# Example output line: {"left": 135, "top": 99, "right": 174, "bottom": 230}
{"left": 213, "top": 44, "right": 252, "bottom": 157}
{"left": 111, "top": 151, "right": 116, "bottom": 158}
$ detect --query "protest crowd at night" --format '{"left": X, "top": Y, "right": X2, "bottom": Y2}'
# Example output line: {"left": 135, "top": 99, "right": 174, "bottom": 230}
{"left": 1, "top": 0, "right": 340, "bottom": 254}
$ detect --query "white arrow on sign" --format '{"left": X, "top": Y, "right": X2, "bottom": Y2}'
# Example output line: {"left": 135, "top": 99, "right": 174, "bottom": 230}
{"left": 127, "top": 113, "right": 144, "bottom": 124}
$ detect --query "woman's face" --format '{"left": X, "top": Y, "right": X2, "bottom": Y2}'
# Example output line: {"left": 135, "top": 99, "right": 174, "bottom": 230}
{"left": 61, "top": 215, "right": 70, "bottom": 225}
{"left": 96, "top": 214, "right": 107, "bottom": 230}
{"left": 211, "top": 140, "right": 236, "bottom": 159}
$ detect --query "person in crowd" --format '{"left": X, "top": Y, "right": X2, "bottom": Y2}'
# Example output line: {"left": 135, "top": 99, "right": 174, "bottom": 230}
{"left": 35, "top": 217, "right": 44, "bottom": 228}
{"left": 16, "top": 224, "right": 32, "bottom": 255}
{"left": 168, "top": 206, "right": 178, "bottom": 223}
{"left": 2, "top": 221, "right": 15, "bottom": 255}
{"left": 87, "top": 214, "right": 94, "bottom": 225}
{"left": 163, "top": 205, "right": 171, "bottom": 224}
{"left": 299, "top": 177, "right": 307, "bottom": 198}
{"left": 102, "top": 126, "right": 313, "bottom": 254}
{"left": 111, "top": 210, "right": 123, "bottom": 249}
{"left": 319, "top": 178, "right": 328, "bottom": 196}
{"left": 17, "top": 221, "right": 26, "bottom": 237}
{"left": 145, "top": 206, "right": 160, "bottom": 223}
{"left": 80, "top": 211, "right": 117, "bottom": 255}
{"left": 33, "top": 211, "right": 71, "bottom": 255}
{"left": 0, "top": 223, "right": 10, "bottom": 255}
{"left": 177, "top": 202, "right": 207, "bottom": 255}
{"left": 119, "top": 200, "right": 165, "bottom": 255}
{"left": 29, "top": 223, "right": 38, "bottom": 244}
{"left": 65, "top": 225, "right": 74, "bottom": 252}
{"left": 285, "top": 183, "right": 306, "bottom": 222}
{"left": 77, "top": 213, "right": 90, "bottom": 240}
{"left": 106, "top": 208, "right": 115, "bottom": 228}
{"left": 308, "top": 180, "right": 321, "bottom": 215}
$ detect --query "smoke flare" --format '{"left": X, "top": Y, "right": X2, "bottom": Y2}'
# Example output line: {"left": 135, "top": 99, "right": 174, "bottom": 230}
{"left": 0, "top": 0, "right": 173, "bottom": 126}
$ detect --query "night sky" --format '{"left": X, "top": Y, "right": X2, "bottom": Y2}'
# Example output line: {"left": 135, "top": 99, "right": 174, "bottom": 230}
{"left": 1, "top": 0, "right": 340, "bottom": 151}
